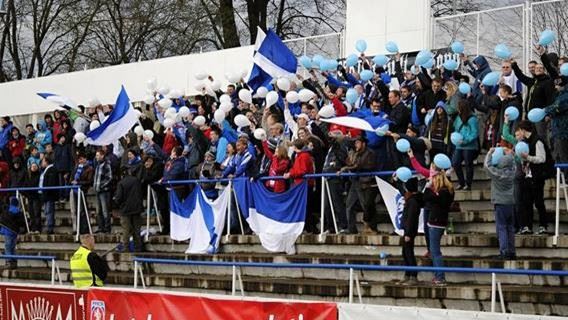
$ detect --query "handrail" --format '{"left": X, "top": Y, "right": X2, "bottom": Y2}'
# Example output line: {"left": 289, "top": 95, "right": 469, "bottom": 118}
{"left": 132, "top": 257, "right": 568, "bottom": 277}
{"left": 555, "top": 163, "right": 568, "bottom": 169}
{"left": 0, "top": 254, "right": 62, "bottom": 285}
{"left": 0, "top": 185, "right": 80, "bottom": 192}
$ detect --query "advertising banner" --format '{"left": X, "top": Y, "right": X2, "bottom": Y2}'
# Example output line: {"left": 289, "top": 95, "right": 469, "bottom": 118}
{"left": 87, "top": 288, "right": 337, "bottom": 320}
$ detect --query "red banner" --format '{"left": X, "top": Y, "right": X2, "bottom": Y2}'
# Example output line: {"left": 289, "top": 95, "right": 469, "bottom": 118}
{"left": 87, "top": 288, "right": 337, "bottom": 320}
{"left": 0, "top": 283, "right": 86, "bottom": 320}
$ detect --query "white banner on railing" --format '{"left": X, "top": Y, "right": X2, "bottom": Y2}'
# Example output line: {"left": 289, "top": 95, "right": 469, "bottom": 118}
{"left": 338, "top": 304, "right": 564, "bottom": 320}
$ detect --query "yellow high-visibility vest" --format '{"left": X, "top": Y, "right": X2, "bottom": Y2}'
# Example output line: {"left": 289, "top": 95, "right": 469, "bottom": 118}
{"left": 70, "top": 246, "right": 103, "bottom": 288}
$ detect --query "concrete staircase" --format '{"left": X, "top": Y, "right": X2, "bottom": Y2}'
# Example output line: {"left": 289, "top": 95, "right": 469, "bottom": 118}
{"left": 1, "top": 164, "right": 567, "bottom": 316}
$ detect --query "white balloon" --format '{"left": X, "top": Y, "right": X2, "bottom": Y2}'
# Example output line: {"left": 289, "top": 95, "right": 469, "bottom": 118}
{"left": 256, "top": 86, "right": 268, "bottom": 98}
{"left": 238, "top": 89, "right": 253, "bottom": 104}
{"left": 220, "top": 94, "right": 231, "bottom": 104}
{"left": 134, "top": 109, "right": 142, "bottom": 118}
{"left": 147, "top": 77, "right": 158, "bottom": 91}
{"left": 318, "top": 104, "right": 335, "bottom": 118}
{"left": 205, "top": 85, "right": 216, "bottom": 97}
{"left": 226, "top": 72, "right": 241, "bottom": 83}
{"left": 89, "top": 120, "right": 100, "bottom": 131}
{"left": 285, "top": 91, "right": 300, "bottom": 104}
{"left": 88, "top": 97, "right": 101, "bottom": 108}
{"left": 234, "top": 114, "right": 251, "bottom": 128}
{"left": 194, "top": 82, "right": 206, "bottom": 92}
{"left": 299, "top": 89, "right": 315, "bottom": 102}
{"left": 277, "top": 78, "right": 291, "bottom": 91}
{"left": 265, "top": 91, "right": 279, "bottom": 107}
{"left": 178, "top": 106, "right": 190, "bottom": 117}
{"left": 158, "top": 86, "right": 170, "bottom": 95}
{"left": 241, "top": 69, "right": 248, "bottom": 79}
{"left": 210, "top": 80, "right": 222, "bottom": 91}
{"left": 134, "top": 125, "right": 144, "bottom": 136}
{"left": 163, "top": 118, "right": 175, "bottom": 129}
{"left": 165, "top": 107, "right": 177, "bottom": 120}
{"left": 195, "top": 71, "right": 208, "bottom": 80}
{"left": 143, "top": 130, "right": 154, "bottom": 140}
{"left": 74, "top": 132, "right": 86, "bottom": 143}
{"left": 193, "top": 115, "right": 206, "bottom": 127}
{"left": 158, "top": 98, "right": 173, "bottom": 109}
{"left": 214, "top": 109, "right": 226, "bottom": 123}
{"left": 220, "top": 102, "right": 233, "bottom": 113}
{"left": 168, "top": 89, "right": 182, "bottom": 99}
{"left": 143, "top": 95, "right": 155, "bottom": 105}
{"left": 254, "top": 128, "right": 267, "bottom": 140}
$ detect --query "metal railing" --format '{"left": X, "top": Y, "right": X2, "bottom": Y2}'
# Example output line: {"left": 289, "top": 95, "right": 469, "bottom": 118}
{"left": 0, "top": 254, "right": 62, "bottom": 285}
{"left": 554, "top": 164, "right": 568, "bottom": 246}
{"left": 132, "top": 257, "right": 568, "bottom": 313}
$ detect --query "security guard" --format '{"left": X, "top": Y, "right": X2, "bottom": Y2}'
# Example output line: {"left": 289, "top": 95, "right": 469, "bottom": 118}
{"left": 70, "top": 234, "right": 109, "bottom": 288}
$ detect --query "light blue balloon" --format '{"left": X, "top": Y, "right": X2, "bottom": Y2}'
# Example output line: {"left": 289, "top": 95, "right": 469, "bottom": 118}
{"left": 443, "top": 59, "right": 458, "bottom": 71}
{"left": 373, "top": 55, "right": 389, "bottom": 66}
{"left": 312, "top": 55, "right": 324, "bottom": 66}
{"left": 433, "top": 154, "right": 452, "bottom": 170}
{"left": 299, "top": 55, "right": 312, "bottom": 69}
{"left": 539, "top": 29, "right": 556, "bottom": 46}
{"left": 424, "top": 109, "right": 435, "bottom": 125}
{"left": 482, "top": 71, "right": 501, "bottom": 86}
{"left": 346, "top": 88, "right": 358, "bottom": 104}
{"left": 491, "top": 147, "right": 504, "bottom": 166}
{"left": 356, "top": 39, "right": 367, "bottom": 52}
{"left": 528, "top": 108, "right": 546, "bottom": 123}
{"left": 459, "top": 82, "right": 471, "bottom": 95}
{"left": 515, "top": 141, "right": 529, "bottom": 156}
{"left": 345, "top": 54, "right": 358, "bottom": 67}
{"left": 505, "top": 106, "right": 519, "bottom": 121}
{"left": 375, "top": 124, "right": 389, "bottom": 136}
{"left": 410, "top": 65, "right": 420, "bottom": 75}
{"left": 415, "top": 50, "right": 432, "bottom": 66}
{"left": 560, "top": 63, "right": 568, "bottom": 76}
{"left": 385, "top": 41, "right": 399, "bottom": 53}
{"left": 319, "top": 59, "right": 329, "bottom": 71}
{"left": 450, "top": 132, "right": 463, "bottom": 146}
{"left": 396, "top": 167, "right": 412, "bottom": 182}
{"left": 360, "top": 70, "right": 374, "bottom": 82}
{"left": 327, "top": 59, "right": 338, "bottom": 70}
{"left": 451, "top": 41, "right": 464, "bottom": 54}
{"left": 396, "top": 139, "right": 411, "bottom": 153}
{"left": 494, "top": 43, "right": 512, "bottom": 59}
{"left": 421, "top": 58, "right": 434, "bottom": 69}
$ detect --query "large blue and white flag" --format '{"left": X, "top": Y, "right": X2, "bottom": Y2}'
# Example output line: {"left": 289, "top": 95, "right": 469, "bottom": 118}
{"left": 169, "top": 186, "right": 229, "bottom": 254}
{"left": 234, "top": 179, "right": 307, "bottom": 254}
{"left": 37, "top": 92, "right": 79, "bottom": 110}
{"left": 247, "top": 28, "right": 298, "bottom": 91}
{"left": 85, "top": 86, "right": 139, "bottom": 146}
{"left": 375, "top": 177, "right": 424, "bottom": 236}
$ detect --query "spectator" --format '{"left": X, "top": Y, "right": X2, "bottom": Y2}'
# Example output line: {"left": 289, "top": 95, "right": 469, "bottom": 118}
{"left": 7, "top": 127, "right": 25, "bottom": 161}
{"left": 500, "top": 60, "right": 522, "bottom": 95}
{"left": 400, "top": 178, "right": 422, "bottom": 285}
{"left": 27, "top": 146, "right": 41, "bottom": 169}
{"left": 387, "top": 90, "right": 410, "bottom": 134}
{"left": 427, "top": 101, "right": 451, "bottom": 159}
{"left": 423, "top": 169, "right": 455, "bottom": 286}
{"left": 24, "top": 124, "right": 36, "bottom": 153}
{"left": 452, "top": 100, "right": 479, "bottom": 190}
{"left": 9, "top": 157, "right": 26, "bottom": 188}
{"left": 222, "top": 137, "right": 254, "bottom": 179}
{"left": 0, "top": 116, "right": 13, "bottom": 160}
{"left": 140, "top": 155, "right": 169, "bottom": 234}
{"left": 34, "top": 121, "right": 53, "bottom": 154}
{"left": 484, "top": 147, "right": 516, "bottom": 260}
{"left": 114, "top": 167, "right": 145, "bottom": 252}
{"left": 463, "top": 55, "right": 492, "bottom": 103}
{"left": 39, "top": 156, "right": 58, "bottom": 234}
{"left": 70, "top": 153, "right": 94, "bottom": 234}
{"left": 322, "top": 129, "right": 348, "bottom": 233}
{"left": 544, "top": 84, "right": 568, "bottom": 165}
{"left": 25, "top": 162, "right": 42, "bottom": 233}
{"left": 54, "top": 133, "right": 74, "bottom": 198}
{"left": 195, "top": 151, "right": 220, "bottom": 200}
{"left": 261, "top": 140, "right": 290, "bottom": 193}
{"left": 417, "top": 78, "right": 447, "bottom": 126}
{"left": 93, "top": 150, "right": 113, "bottom": 233}
{"left": 0, "top": 197, "right": 25, "bottom": 269}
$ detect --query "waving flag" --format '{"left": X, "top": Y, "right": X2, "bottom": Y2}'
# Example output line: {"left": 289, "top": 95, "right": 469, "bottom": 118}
{"left": 86, "top": 86, "right": 138, "bottom": 146}
{"left": 37, "top": 92, "right": 78, "bottom": 110}
{"left": 247, "top": 28, "right": 298, "bottom": 90}
{"left": 234, "top": 179, "right": 307, "bottom": 254}
{"left": 169, "top": 185, "right": 229, "bottom": 254}
{"left": 375, "top": 177, "right": 424, "bottom": 236}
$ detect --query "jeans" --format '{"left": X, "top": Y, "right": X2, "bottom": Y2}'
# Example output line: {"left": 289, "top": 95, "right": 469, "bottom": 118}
{"left": 402, "top": 235, "right": 417, "bottom": 277}
{"left": 494, "top": 204, "right": 516, "bottom": 258}
{"left": 520, "top": 178, "right": 547, "bottom": 229}
{"left": 43, "top": 201, "right": 55, "bottom": 233}
{"left": 120, "top": 214, "right": 143, "bottom": 252}
{"left": 4, "top": 232, "right": 17, "bottom": 263}
{"left": 96, "top": 191, "right": 112, "bottom": 232}
{"left": 428, "top": 227, "right": 445, "bottom": 281}
{"left": 452, "top": 149, "right": 476, "bottom": 187}
{"left": 323, "top": 178, "right": 347, "bottom": 231}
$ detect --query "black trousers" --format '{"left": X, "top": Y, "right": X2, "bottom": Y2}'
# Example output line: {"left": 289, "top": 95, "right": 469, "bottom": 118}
{"left": 520, "top": 177, "right": 547, "bottom": 229}
{"left": 304, "top": 186, "right": 319, "bottom": 233}
{"left": 346, "top": 182, "right": 378, "bottom": 233}
{"left": 323, "top": 178, "right": 347, "bottom": 231}
{"left": 28, "top": 197, "right": 42, "bottom": 232}
{"left": 402, "top": 235, "right": 417, "bottom": 277}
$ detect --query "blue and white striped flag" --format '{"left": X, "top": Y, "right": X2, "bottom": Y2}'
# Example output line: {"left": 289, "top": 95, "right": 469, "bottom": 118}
{"left": 85, "top": 86, "right": 139, "bottom": 146}
{"left": 247, "top": 28, "right": 298, "bottom": 91}
{"left": 375, "top": 177, "right": 424, "bottom": 236}
{"left": 234, "top": 179, "right": 307, "bottom": 254}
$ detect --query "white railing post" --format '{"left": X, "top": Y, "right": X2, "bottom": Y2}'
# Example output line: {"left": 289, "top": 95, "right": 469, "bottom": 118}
{"left": 134, "top": 260, "right": 138, "bottom": 288}
{"left": 231, "top": 265, "right": 237, "bottom": 296}
{"left": 146, "top": 185, "right": 151, "bottom": 242}
{"left": 497, "top": 281, "right": 505, "bottom": 313}
{"left": 555, "top": 168, "right": 561, "bottom": 246}
{"left": 51, "top": 258, "right": 56, "bottom": 285}
{"left": 348, "top": 268, "right": 354, "bottom": 304}
{"left": 319, "top": 177, "right": 325, "bottom": 242}
{"left": 81, "top": 190, "right": 92, "bottom": 235}
{"left": 226, "top": 182, "right": 232, "bottom": 241}
{"left": 75, "top": 189, "right": 81, "bottom": 242}
{"left": 55, "top": 262, "right": 62, "bottom": 285}
{"left": 151, "top": 189, "right": 162, "bottom": 232}
{"left": 491, "top": 273, "right": 496, "bottom": 312}
{"left": 16, "top": 191, "right": 31, "bottom": 233}
{"left": 324, "top": 178, "right": 339, "bottom": 233}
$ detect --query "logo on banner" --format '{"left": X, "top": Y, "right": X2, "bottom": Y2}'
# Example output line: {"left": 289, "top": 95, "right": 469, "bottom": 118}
{"left": 5, "top": 288, "right": 76, "bottom": 320}
{"left": 90, "top": 301, "right": 105, "bottom": 320}
{"left": 395, "top": 193, "right": 405, "bottom": 230}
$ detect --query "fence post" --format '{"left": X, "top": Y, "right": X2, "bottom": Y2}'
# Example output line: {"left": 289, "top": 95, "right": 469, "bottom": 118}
{"left": 319, "top": 177, "right": 325, "bottom": 241}
{"left": 151, "top": 188, "right": 162, "bottom": 232}
{"left": 16, "top": 191, "right": 31, "bottom": 233}
{"left": 491, "top": 272, "right": 496, "bottom": 312}
{"left": 134, "top": 260, "right": 138, "bottom": 289}
{"left": 348, "top": 268, "right": 354, "bottom": 304}
{"left": 146, "top": 185, "right": 151, "bottom": 242}
{"left": 231, "top": 265, "right": 237, "bottom": 296}
{"left": 51, "top": 258, "right": 56, "bottom": 285}
{"left": 75, "top": 189, "right": 81, "bottom": 242}
{"left": 226, "top": 182, "right": 232, "bottom": 241}
{"left": 555, "top": 168, "right": 561, "bottom": 246}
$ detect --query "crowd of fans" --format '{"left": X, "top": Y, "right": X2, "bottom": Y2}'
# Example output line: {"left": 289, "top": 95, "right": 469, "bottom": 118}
{"left": 0, "top": 44, "right": 567, "bottom": 284}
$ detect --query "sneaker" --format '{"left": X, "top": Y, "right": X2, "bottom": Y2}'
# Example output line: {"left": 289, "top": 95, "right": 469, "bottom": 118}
{"left": 338, "top": 229, "right": 350, "bottom": 235}
{"left": 402, "top": 276, "right": 418, "bottom": 286}
{"left": 536, "top": 226, "right": 548, "bottom": 235}
{"left": 462, "top": 185, "right": 471, "bottom": 191}
{"left": 432, "top": 278, "right": 447, "bottom": 286}
{"left": 455, "top": 185, "right": 464, "bottom": 191}
{"left": 422, "top": 251, "right": 431, "bottom": 259}
{"left": 519, "top": 226, "right": 533, "bottom": 235}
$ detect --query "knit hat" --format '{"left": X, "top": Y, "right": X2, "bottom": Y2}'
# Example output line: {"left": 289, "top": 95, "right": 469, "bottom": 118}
{"left": 435, "top": 100, "right": 447, "bottom": 111}
{"left": 296, "top": 113, "right": 309, "bottom": 121}
{"left": 267, "top": 138, "right": 278, "bottom": 150}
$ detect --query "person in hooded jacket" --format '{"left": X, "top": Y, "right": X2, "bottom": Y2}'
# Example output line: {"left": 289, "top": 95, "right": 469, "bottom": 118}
{"left": 452, "top": 101, "right": 479, "bottom": 190}
{"left": 34, "top": 121, "right": 52, "bottom": 154}
{"left": 24, "top": 162, "right": 42, "bottom": 233}
{"left": 7, "top": 127, "right": 25, "bottom": 162}
{"left": 0, "top": 197, "right": 25, "bottom": 269}
{"left": 0, "top": 117, "right": 13, "bottom": 160}
{"left": 462, "top": 55, "right": 492, "bottom": 104}
{"left": 9, "top": 157, "right": 26, "bottom": 188}
{"left": 139, "top": 154, "right": 169, "bottom": 234}
{"left": 428, "top": 101, "right": 452, "bottom": 158}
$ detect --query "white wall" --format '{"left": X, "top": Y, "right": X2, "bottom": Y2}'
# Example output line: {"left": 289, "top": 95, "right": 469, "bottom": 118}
{"left": 345, "top": 0, "right": 431, "bottom": 56}
{"left": 0, "top": 45, "right": 254, "bottom": 117}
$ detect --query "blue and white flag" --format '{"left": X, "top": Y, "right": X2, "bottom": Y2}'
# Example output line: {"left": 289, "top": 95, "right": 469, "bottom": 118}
{"left": 85, "top": 86, "right": 139, "bottom": 146}
{"left": 37, "top": 92, "right": 78, "bottom": 110}
{"left": 375, "top": 177, "right": 424, "bottom": 236}
{"left": 169, "top": 185, "right": 229, "bottom": 254}
{"left": 247, "top": 28, "right": 298, "bottom": 91}
{"left": 234, "top": 179, "right": 307, "bottom": 254}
